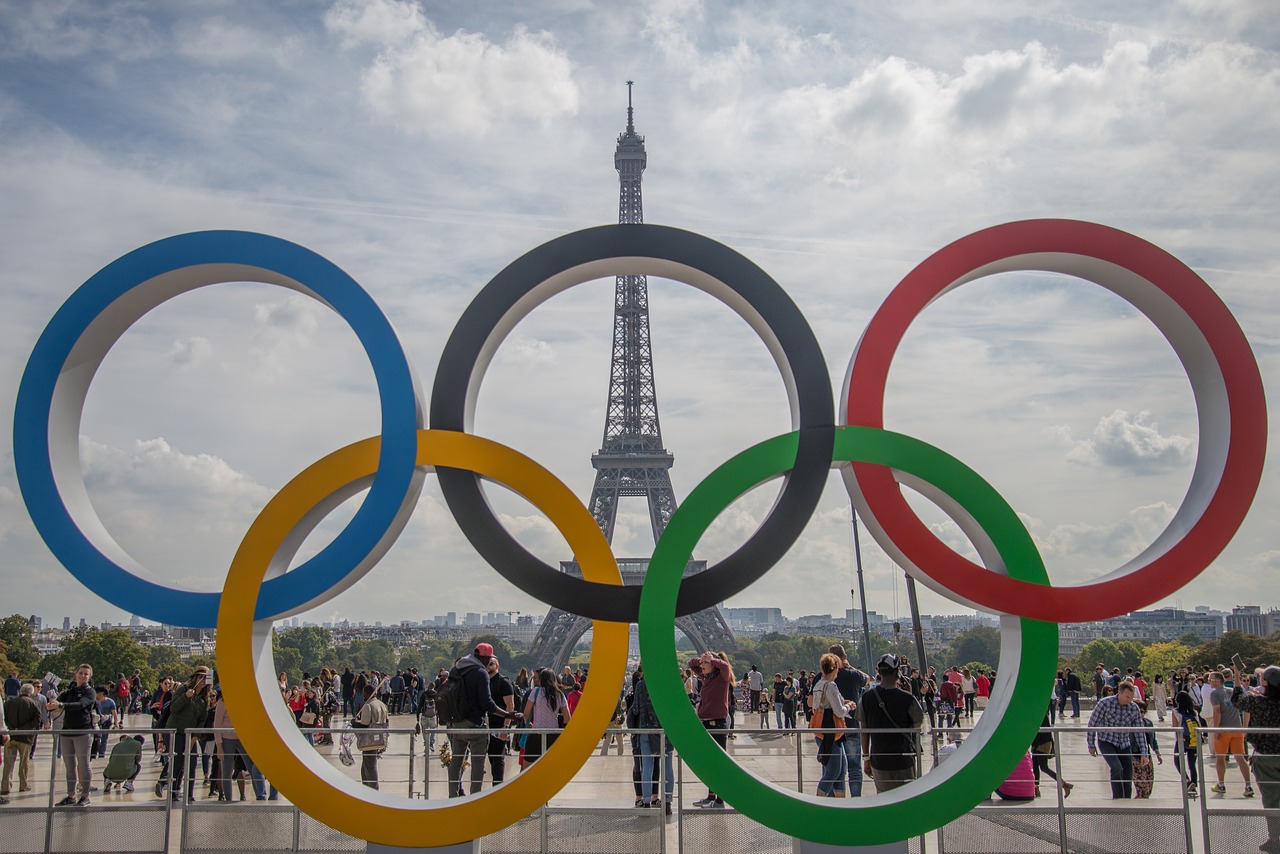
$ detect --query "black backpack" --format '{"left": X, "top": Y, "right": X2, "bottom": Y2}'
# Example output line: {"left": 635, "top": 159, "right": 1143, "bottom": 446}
{"left": 435, "top": 668, "right": 471, "bottom": 726}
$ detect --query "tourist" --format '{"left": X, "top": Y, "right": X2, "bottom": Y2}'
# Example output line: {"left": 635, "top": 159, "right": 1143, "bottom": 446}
{"left": 1240, "top": 665, "right": 1280, "bottom": 851}
{"left": 160, "top": 666, "right": 213, "bottom": 801}
{"left": 523, "top": 668, "right": 570, "bottom": 766}
{"left": 689, "top": 651, "right": 733, "bottom": 808}
{"left": 626, "top": 664, "right": 673, "bottom": 813}
{"left": 448, "top": 643, "right": 521, "bottom": 797}
{"left": 1030, "top": 711, "right": 1073, "bottom": 799}
{"left": 1207, "top": 669, "right": 1254, "bottom": 797}
{"left": 1150, "top": 673, "right": 1169, "bottom": 722}
{"left": 1087, "top": 682, "right": 1149, "bottom": 799}
{"left": 1173, "top": 689, "right": 1200, "bottom": 798}
{"left": 103, "top": 734, "right": 143, "bottom": 792}
{"left": 353, "top": 685, "right": 389, "bottom": 789}
{"left": 1, "top": 683, "right": 42, "bottom": 799}
{"left": 812, "top": 653, "right": 854, "bottom": 797}
{"left": 858, "top": 654, "right": 923, "bottom": 793}
{"left": 1064, "top": 668, "right": 1082, "bottom": 718}
{"left": 960, "top": 668, "right": 977, "bottom": 718}
{"left": 48, "top": 663, "right": 97, "bottom": 806}
{"left": 484, "top": 657, "right": 516, "bottom": 786}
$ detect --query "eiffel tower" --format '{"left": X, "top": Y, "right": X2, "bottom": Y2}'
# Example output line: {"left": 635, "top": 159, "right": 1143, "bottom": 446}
{"left": 527, "top": 84, "right": 735, "bottom": 671}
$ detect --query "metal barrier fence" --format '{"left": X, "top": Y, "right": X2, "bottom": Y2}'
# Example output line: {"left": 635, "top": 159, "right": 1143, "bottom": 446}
{"left": 2, "top": 723, "right": 1277, "bottom": 853}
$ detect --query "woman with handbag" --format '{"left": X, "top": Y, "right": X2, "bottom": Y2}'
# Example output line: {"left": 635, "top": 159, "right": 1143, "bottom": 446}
{"left": 352, "top": 685, "right": 389, "bottom": 789}
{"left": 811, "top": 653, "right": 854, "bottom": 797}
{"left": 522, "top": 669, "right": 571, "bottom": 766}
{"left": 1030, "top": 711, "right": 1073, "bottom": 798}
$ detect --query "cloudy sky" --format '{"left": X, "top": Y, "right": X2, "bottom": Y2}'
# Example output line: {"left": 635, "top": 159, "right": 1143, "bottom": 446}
{"left": 0, "top": 0, "right": 1275, "bottom": 630}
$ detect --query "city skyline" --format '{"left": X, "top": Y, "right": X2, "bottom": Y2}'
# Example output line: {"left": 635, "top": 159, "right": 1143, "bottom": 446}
{"left": 0, "top": 3, "right": 1276, "bottom": 628}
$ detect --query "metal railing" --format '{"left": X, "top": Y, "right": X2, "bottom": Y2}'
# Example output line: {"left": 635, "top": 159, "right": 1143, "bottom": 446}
{"left": 2, "top": 722, "right": 1277, "bottom": 853}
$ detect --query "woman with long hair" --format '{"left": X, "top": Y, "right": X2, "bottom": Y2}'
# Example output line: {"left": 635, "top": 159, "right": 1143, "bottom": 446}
{"left": 1240, "top": 666, "right": 1280, "bottom": 850}
{"left": 812, "top": 653, "right": 854, "bottom": 796}
{"left": 522, "top": 668, "right": 570, "bottom": 765}
{"left": 1150, "top": 673, "right": 1169, "bottom": 723}
{"left": 1172, "top": 688, "right": 1200, "bottom": 797}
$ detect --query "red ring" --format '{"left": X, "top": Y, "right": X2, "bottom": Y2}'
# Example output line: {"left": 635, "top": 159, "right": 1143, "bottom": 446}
{"left": 844, "top": 219, "right": 1267, "bottom": 622}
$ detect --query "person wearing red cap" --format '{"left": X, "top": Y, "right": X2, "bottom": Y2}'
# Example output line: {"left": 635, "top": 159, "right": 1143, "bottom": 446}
{"left": 689, "top": 651, "right": 733, "bottom": 808}
{"left": 446, "top": 643, "right": 522, "bottom": 798}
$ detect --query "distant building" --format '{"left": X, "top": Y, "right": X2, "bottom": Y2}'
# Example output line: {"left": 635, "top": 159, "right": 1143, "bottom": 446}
{"left": 722, "top": 607, "right": 783, "bottom": 630}
{"left": 1227, "top": 605, "right": 1278, "bottom": 637}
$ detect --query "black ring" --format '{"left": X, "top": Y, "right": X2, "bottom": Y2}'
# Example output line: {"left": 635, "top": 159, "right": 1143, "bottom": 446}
{"left": 430, "top": 224, "right": 834, "bottom": 622}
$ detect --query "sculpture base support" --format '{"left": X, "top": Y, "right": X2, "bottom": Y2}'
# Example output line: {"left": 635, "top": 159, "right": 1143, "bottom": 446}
{"left": 369, "top": 842, "right": 480, "bottom": 854}
{"left": 793, "top": 839, "right": 907, "bottom": 854}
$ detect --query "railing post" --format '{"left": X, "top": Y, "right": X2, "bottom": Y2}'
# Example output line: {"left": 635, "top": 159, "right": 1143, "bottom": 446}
{"left": 1197, "top": 727, "right": 1211, "bottom": 854}
{"left": 795, "top": 727, "right": 804, "bottom": 793}
{"left": 1052, "top": 727, "right": 1066, "bottom": 854}
{"left": 408, "top": 730, "right": 416, "bottom": 799}
{"left": 1175, "top": 730, "right": 1194, "bottom": 854}
{"left": 43, "top": 733, "right": 56, "bottom": 854}
{"left": 677, "top": 748, "right": 684, "bottom": 854}
{"left": 292, "top": 801, "right": 302, "bottom": 852}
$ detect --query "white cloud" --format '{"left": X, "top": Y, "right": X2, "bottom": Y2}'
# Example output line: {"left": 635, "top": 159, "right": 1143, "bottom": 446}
{"left": 1055, "top": 409, "right": 1195, "bottom": 474}
{"left": 166, "top": 336, "right": 212, "bottom": 366}
{"left": 494, "top": 336, "right": 555, "bottom": 367}
{"left": 326, "top": 2, "right": 579, "bottom": 138}
{"left": 2, "top": 3, "right": 1276, "bottom": 624}
{"left": 77, "top": 436, "right": 274, "bottom": 590}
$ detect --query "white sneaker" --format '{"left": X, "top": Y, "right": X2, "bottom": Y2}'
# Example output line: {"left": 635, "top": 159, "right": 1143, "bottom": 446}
{"left": 123, "top": 781, "right": 135, "bottom": 792}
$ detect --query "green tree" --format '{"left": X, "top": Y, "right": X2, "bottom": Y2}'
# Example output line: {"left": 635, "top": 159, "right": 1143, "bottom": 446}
{"left": 147, "top": 645, "right": 186, "bottom": 682}
{"left": 277, "top": 626, "right": 334, "bottom": 675}
{"left": 0, "top": 640, "right": 18, "bottom": 680}
{"left": 1076, "top": 638, "right": 1122, "bottom": 673}
{"left": 271, "top": 631, "right": 303, "bottom": 684}
{"left": 0, "top": 614, "right": 39, "bottom": 675}
{"left": 947, "top": 626, "right": 1001, "bottom": 670}
{"left": 1116, "top": 641, "right": 1147, "bottom": 673}
{"left": 39, "top": 627, "right": 149, "bottom": 688}
{"left": 1139, "top": 641, "right": 1193, "bottom": 678}
{"left": 1188, "top": 631, "right": 1280, "bottom": 672}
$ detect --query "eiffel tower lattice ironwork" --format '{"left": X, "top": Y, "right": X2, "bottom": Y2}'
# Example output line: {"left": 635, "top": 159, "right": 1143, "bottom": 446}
{"left": 528, "top": 84, "right": 734, "bottom": 671}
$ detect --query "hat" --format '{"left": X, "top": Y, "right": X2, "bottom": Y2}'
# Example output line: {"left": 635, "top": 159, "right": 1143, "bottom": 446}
{"left": 475, "top": 643, "right": 495, "bottom": 657}
{"left": 877, "top": 654, "right": 899, "bottom": 672}
{"left": 1262, "top": 666, "right": 1280, "bottom": 688}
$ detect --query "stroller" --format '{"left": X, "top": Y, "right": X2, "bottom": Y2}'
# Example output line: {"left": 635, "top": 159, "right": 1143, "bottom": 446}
{"left": 104, "top": 735, "right": 144, "bottom": 792}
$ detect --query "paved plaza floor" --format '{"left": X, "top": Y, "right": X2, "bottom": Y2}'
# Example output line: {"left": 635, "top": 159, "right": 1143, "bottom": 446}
{"left": 0, "top": 708, "right": 1267, "bottom": 853}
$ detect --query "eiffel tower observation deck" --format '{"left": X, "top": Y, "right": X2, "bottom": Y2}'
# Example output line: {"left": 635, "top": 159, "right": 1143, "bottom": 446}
{"left": 528, "top": 84, "right": 735, "bottom": 670}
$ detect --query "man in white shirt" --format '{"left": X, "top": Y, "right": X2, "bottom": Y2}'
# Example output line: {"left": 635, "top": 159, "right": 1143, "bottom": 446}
{"left": 746, "top": 666, "right": 765, "bottom": 712}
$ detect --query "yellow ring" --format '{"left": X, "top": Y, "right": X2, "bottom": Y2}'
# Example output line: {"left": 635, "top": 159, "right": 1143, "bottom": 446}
{"left": 217, "top": 430, "right": 627, "bottom": 846}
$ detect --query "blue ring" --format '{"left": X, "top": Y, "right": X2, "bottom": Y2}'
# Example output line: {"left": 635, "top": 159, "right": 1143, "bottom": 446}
{"left": 13, "top": 231, "right": 422, "bottom": 627}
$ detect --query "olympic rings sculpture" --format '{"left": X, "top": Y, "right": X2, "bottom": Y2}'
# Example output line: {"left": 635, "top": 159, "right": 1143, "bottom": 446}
{"left": 13, "top": 220, "right": 1266, "bottom": 847}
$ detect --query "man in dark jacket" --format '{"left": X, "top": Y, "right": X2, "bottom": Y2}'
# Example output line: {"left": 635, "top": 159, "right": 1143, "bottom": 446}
{"left": 858, "top": 654, "right": 923, "bottom": 793}
{"left": 447, "top": 643, "right": 521, "bottom": 797}
{"left": 2, "top": 684, "right": 43, "bottom": 799}
{"left": 1065, "top": 668, "right": 1083, "bottom": 718}
{"left": 340, "top": 668, "right": 355, "bottom": 717}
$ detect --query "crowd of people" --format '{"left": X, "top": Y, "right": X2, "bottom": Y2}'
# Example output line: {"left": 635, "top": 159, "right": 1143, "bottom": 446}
{"left": 3, "top": 648, "right": 1278, "bottom": 853}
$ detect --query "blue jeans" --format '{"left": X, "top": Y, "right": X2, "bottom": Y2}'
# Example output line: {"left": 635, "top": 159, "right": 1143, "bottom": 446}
{"left": 816, "top": 740, "right": 847, "bottom": 796}
{"left": 838, "top": 733, "right": 863, "bottom": 796}
{"left": 247, "top": 754, "right": 279, "bottom": 800}
{"left": 1099, "top": 741, "right": 1135, "bottom": 799}
{"left": 1069, "top": 692, "right": 1080, "bottom": 717}
{"left": 638, "top": 735, "right": 674, "bottom": 802}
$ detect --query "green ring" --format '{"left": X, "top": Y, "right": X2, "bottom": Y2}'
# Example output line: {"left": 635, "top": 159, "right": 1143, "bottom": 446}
{"left": 639, "top": 426, "right": 1057, "bottom": 844}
